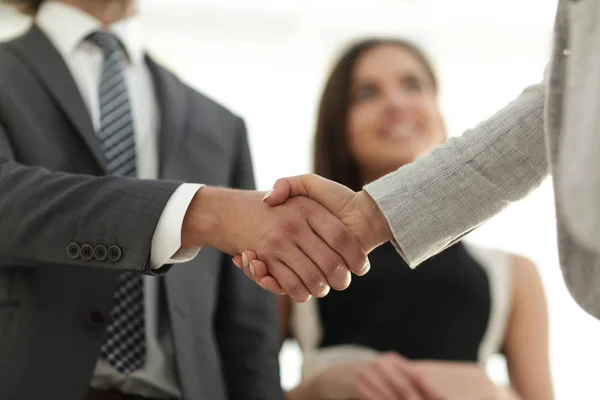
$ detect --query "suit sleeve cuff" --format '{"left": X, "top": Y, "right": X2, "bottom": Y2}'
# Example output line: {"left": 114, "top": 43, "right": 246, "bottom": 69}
{"left": 150, "top": 183, "right": 204, "bottom": 270}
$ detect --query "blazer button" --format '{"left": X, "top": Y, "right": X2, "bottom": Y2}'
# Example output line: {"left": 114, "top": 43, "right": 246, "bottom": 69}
{"left": 80, "top": 244, "right": 94, "bottom": 261}
{"left": 94, "top": 245, "right": 108, "bottom": 262}
{"left": 86, "top": 310, "right": 106, "bottom": 329}
{"left": 66, "top": 242, "right": 80, "bottom": 259}
{"left": 108, "top": 245, "right": 122, "bottom": 262}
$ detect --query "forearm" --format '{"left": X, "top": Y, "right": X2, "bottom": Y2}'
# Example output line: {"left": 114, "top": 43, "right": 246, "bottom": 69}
{"left": 364, "top": 79, "right": 548, "bottom": 267}
{"left": 0, "top": 159, "right": 180, "bottom": 271}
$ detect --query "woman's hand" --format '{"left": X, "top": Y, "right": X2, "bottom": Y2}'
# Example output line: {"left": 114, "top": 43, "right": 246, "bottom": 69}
{"left": 411, "top": 361, "right": 508, "bottom": 400}
{"left": 304, "top": 353, "right": 442, "bottom": 400}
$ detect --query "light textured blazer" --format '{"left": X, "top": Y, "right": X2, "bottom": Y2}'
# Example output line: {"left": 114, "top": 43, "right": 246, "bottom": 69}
{"left": 365, "top": 0, "right": 600, "bottom": 320}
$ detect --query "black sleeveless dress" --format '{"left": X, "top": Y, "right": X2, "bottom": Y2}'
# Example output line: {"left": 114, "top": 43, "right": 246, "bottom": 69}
{"left": 317, "top": 242, "right": 491, "bottom": 362}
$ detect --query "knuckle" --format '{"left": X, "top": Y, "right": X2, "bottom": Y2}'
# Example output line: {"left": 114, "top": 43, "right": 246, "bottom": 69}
{"left": 304, "top": 271, "right": 325, "bottom": 289}
{"left": 290, "top": 196, "right": 313, "bottom": 215}
{"left": 281, "top": 218, "right": 302, "bottom": 235}
{"left": 283, "top": 281, "right": 305, "bottom": 298}
{"left": 273, "top": 177, "right": 285, "bottom": 187}
{"left": 328, "top": 225, "right": 350, "bottom": 248}
{"left": 320, "top": 255, "right": 345, "bottom": 276}
{"left": 265, "top": 234, "right": 283, "bottom": 249}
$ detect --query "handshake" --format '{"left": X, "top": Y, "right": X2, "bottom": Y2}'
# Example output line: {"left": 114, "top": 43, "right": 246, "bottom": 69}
{"left": 182, "top": 174, "right": 394, "bottom": 302}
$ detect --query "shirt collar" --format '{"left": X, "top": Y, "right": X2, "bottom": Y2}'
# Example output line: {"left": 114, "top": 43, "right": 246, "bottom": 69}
{"left": 36, "top": 1, "right": 145, "bottom": 66}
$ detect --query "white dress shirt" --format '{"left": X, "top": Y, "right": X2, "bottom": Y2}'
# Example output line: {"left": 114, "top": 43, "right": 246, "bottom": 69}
{"left": 36, "top": 2, "right": 201, "bottom": 398}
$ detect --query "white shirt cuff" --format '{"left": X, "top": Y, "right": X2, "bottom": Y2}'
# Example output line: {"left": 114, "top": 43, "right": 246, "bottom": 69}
{"left": 150, "top": 183, "right": 204, "bottom": 269}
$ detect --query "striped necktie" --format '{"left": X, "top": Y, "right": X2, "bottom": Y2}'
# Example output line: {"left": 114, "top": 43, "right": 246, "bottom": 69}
{"left": 87, "top": 31, "right": 146, "bottom": 375}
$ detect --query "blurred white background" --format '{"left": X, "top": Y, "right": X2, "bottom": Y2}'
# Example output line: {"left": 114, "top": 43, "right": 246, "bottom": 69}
{"left": 1, "top": 1, "right": 598, "bottom": 398}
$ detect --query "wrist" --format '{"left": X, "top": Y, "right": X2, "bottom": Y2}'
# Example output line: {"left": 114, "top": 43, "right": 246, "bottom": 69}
{"left": 181, "top": 186, "right": 223, "bottom": 249}
{"left": 356, "top": 190, "right": 393, "bottom": 251}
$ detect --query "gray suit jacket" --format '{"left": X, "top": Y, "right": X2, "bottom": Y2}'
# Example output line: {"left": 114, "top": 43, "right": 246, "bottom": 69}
{"left": 0, "top": 26, "right": 283, "bottom": 400}
{"left": 365, "top": 0, "right": 600, "bottom": 320}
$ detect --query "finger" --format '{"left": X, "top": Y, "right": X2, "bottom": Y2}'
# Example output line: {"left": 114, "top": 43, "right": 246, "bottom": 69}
{"left": 257, "top": 274, "right": 285, "bottom": 295}
{"left": 245, "top": 256, "right": 286, "bottom": 294}
{"left": 262, "top": 176, "right": 296, "bottom": 206}
{"left": 263, "top": 174, "right": 353, "bottom": 216}
{"left": 399, "top": 371, "right": 443, "bottom": 400}
{"left": 356, "top": 368, "right": 398, "bottom": 400}
{"left": 239, "top": 251, "right": 286, "bottom": 294}
{"left": 376, "top": 358, "right": 423, "bottom": 400}
{"left": 307, "top": 203, "right": 370, "bottom": 278}
{"left": 233, "top": 252, "right": 274, "bottom": 294}
{"left": 249, "top": 259, "right": 268, "bottom": 279}
{"left": 249, "top": 259, "right": 282, "bottom": 293}
{"left": 286, "top": 208, "right": 352, "bottom": 290}
{"left": 296, "top": 231, "right": 352, "bottom": 291}
{"left": 355, "top": 382, "right": 389, "bottom": 400}
{"left": 239, "top": 252, "right": 255, "bottom": 281}
{"left": 386, "top": 355, "right": 440, "bottom": 400}
{"left": 277, "top": 241, "right": 331, "bottom": 298}
{"left": 240, "top": 251, "right": 268, "bottom": 279}
{"left": 409, "top": 375, "right": 443, "bottom": 400}
{"left": 241, "top": 250, "right": 258, "bottom": 263}
{"left": 232, "top": 255, "right": 243, "bottom": 269}
{"left": 267, "top": 256, "right": 314, "bottom": 303}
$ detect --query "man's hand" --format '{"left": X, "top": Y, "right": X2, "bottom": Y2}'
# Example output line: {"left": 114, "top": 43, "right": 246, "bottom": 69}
{"left": 233, "top": 174, "right": 394, "bottom": 296}
{"left": 263, "top": 174, "right": 393, "bottom": 252}
{"left": 181, "top": 186, "right": 369, "bottom": 302}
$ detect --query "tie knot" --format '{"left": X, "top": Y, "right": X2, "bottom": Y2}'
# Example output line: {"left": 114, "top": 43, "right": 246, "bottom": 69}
{"left": 86, "top": 31, "right": 125, "bottom": 57}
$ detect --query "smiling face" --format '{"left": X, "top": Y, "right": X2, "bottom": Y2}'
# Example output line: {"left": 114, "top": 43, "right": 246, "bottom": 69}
{"left": 346, "top": 44, "right": 446, "bottom": 183}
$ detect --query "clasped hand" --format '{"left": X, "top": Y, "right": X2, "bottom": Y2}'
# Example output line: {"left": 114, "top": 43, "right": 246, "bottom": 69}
{"left": 228, "top": 174, "right": 393, "bottom": 301}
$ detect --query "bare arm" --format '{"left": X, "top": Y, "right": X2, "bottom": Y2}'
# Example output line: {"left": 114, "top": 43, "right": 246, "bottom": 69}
{"left": 503, "top": 255, "right": 553, "bottom": 400}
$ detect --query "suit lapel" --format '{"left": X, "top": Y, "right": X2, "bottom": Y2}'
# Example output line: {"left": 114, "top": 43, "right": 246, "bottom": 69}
{"left": 8, "top": 25, "right": 108, "bottom": 173}
{"left": 145, "top": 56, "right": 187, "bottom": 177}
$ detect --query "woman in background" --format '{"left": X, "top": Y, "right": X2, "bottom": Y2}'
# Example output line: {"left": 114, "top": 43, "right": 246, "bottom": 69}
{"left": 239, "top": 38, "right": 553, "bottom": 400}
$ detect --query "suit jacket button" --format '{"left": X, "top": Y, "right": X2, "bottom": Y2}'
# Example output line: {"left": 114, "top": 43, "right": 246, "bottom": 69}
{"left": 94, "top": 245, "right": 108, "bottom": 261}
{"left": 80, "top": 244, "right": 94, "bottom": 261}
{"left": 108, "top": 245, "right": 122, "bottom": 262}
{"left": 86, "top": 310, "right": 106, "bottom": 329}
{"left": 67, "top": 243, "right": 80, "bottom": 259}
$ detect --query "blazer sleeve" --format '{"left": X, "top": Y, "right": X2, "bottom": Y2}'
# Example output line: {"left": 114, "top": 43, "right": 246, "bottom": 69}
{"left": 0, "top": 120, "right": 181, "bottom": 272}
{"left": 214, "top": 117, "right": 284, "bottom": 400}
{"left": 364, "top": 77, "right": 549, "bottom": 267}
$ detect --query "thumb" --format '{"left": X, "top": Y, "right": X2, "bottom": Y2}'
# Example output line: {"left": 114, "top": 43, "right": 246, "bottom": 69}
{"left": 262, "top": 174, "right": 354, "bottom": 215}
